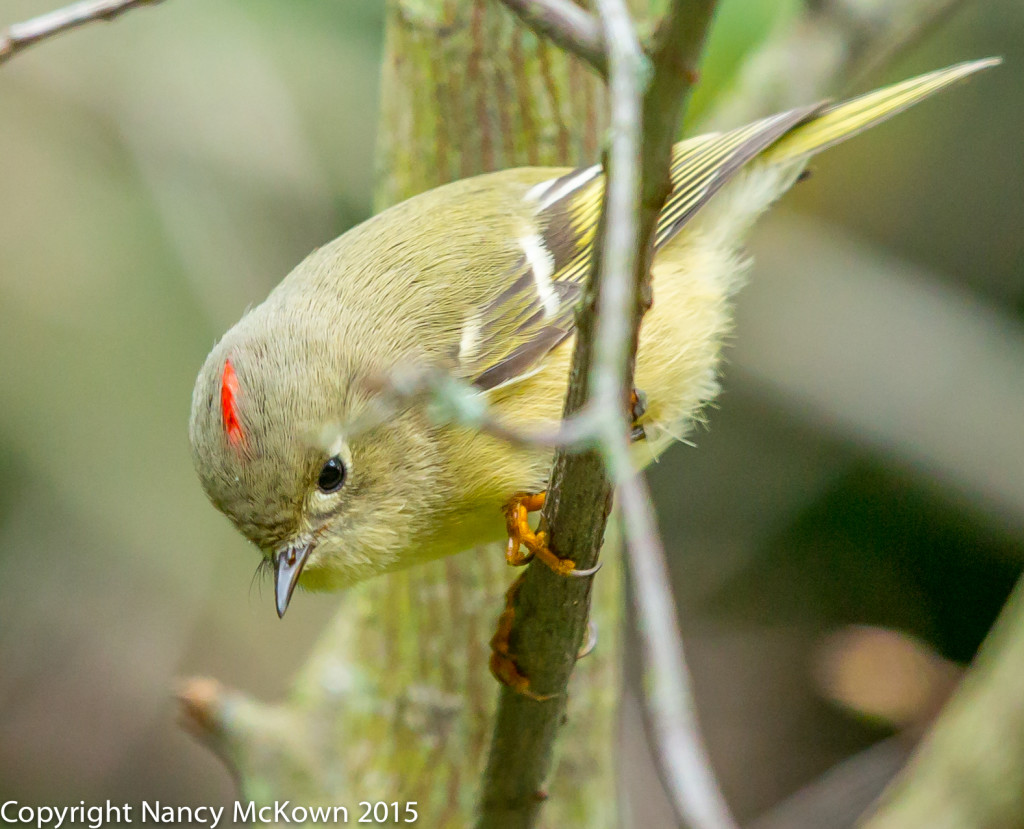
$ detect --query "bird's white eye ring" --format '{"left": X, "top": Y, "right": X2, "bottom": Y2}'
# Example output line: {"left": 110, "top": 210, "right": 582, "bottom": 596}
{"left": 317, "top": 456, "right": 346, "bottom": 493}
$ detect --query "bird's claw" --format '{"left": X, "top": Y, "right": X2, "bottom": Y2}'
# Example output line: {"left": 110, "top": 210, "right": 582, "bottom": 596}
{"left": 504, "top": 491, "right": 599, "bottom": 577}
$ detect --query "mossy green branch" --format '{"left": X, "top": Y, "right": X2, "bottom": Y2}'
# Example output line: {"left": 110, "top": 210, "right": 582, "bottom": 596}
{"left": 859, "top": 575, "right": 1024, "bottom": 828}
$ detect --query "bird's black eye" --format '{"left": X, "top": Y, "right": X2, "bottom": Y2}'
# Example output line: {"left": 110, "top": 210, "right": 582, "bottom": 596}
{"left": 317, "top": 456, "right": 346, "bottom": 493}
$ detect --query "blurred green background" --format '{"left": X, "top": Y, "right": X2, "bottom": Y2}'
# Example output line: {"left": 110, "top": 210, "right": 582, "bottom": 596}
{"left": 0, "top": 0, "right": 1021, "bottom": 824}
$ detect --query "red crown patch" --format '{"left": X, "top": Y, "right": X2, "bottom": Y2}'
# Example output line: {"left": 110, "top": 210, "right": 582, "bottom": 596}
{"left": 220, "top": 358, "right": 245, "bottom": 447}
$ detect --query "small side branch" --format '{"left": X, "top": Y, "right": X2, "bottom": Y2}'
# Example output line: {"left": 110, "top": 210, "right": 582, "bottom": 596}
{"left": 355, "top": 367, "right": 603, "bottom": 450}
{"left": 0, "top": 0, "right": 163, "bottom": 65}
{"left": 497, "top": 0, "right": 607, "bottom": 76}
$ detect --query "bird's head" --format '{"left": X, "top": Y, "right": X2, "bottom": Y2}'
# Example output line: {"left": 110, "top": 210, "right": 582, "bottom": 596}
{"left": 188, "top": 307, "right": 443, "bottom": 616}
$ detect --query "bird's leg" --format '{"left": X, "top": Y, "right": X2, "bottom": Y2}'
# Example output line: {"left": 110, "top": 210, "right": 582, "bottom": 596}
{"left": 488, "top": 573, "right": 553, "bottom": 701}
{"left": 630, "top": 387, "right": 648, "bottom": 443}
{"left": 503, "top": 492, "right": 600, "bottom": 577}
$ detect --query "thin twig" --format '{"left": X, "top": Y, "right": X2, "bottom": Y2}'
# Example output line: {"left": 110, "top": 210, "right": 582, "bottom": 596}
{"left": 593, "top": 0, "right": 733, "bottom": 825}
{"left": 355, "top": 366, "right": 603, "bottom": 449}
{"left": 619, "top": 474, "right": 736, "bottom": 829}
{"left": 588, "top": 0, "right": 644, "bottom": 421}
{"left": 0, "top": 0, "right": 163, "bottom": 65}
{"left": 496, "top": 0, "right": 607, "bottom": 77}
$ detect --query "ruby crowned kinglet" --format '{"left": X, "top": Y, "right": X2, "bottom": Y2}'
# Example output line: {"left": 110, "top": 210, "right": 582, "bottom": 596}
{"left": 189, "top": 60, "right": 995, "bottom": 616}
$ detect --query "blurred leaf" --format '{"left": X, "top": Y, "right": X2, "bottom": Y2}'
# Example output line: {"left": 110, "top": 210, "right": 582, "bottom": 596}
{"left": 684, "top": 0, "right": 800, "bottom": 127}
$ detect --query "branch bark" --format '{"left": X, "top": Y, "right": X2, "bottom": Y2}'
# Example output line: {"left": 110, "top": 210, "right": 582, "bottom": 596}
{"left": 0, "top": 0, "right": 163, "bottom": 65}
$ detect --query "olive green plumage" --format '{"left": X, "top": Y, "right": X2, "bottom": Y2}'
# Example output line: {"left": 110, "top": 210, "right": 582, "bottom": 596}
{"left": 188, "top": 60, "right": 995, "bottom": 614}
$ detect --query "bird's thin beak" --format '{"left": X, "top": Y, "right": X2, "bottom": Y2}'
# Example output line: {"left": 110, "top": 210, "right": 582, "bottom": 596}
{"left": 274, "top": 542, "right": 312, "bottom": 618}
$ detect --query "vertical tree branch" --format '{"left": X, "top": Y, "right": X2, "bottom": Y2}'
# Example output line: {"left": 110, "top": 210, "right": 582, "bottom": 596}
{"left": 478, "top": 1, "right": 730, "bottom": 828}
{"left": 474, "top": 0, "right": 643, "bottom": 824}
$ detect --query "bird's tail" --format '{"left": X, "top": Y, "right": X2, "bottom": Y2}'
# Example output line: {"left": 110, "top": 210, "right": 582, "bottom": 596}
{"left": 655, "top": 58, "right": 999, "bottom": 248}
{"left": 761, "top": 58, "right": 1001, "bottom": 165}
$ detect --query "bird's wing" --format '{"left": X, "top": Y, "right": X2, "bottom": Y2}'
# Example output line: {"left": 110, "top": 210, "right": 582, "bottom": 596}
{"left": 464, "top": 58, "right": 997, "bottom": 392}
{"left": 464, "top": 108, "right": 814, "bottom": 391}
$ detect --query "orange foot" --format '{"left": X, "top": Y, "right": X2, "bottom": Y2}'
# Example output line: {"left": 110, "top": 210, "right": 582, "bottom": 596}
{"left": 503, "top": 491, "right": 601, "bottom": 577}
{"left": 488, "top": 574, "right": 553, "bottom": 701}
